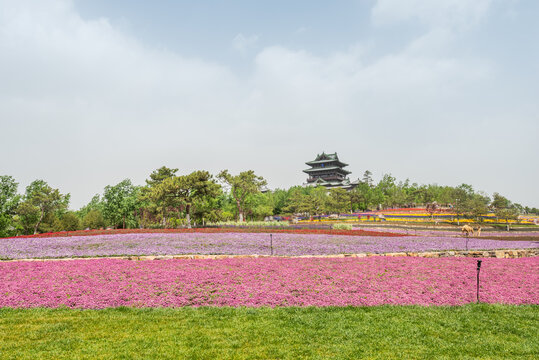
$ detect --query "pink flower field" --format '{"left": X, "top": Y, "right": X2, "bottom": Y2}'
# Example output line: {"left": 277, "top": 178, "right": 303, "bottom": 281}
{"left": 1, "top": 257, "right": 537, "bottom": 308}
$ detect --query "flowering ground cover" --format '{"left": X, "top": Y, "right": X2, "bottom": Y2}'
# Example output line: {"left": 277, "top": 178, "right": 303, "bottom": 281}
{"left": 0, "top": 232, "right": 537, "bottom": 259}
{"left": 1, "top": 227, "right": 403, "bottom": 239}
{"left": 1, "top": 257, "right": 537, "bottom": 308}
{"left": 359, "top": 227, "right": 539, "bottom": 238}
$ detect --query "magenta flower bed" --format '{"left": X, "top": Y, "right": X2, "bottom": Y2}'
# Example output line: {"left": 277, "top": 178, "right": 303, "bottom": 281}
{"left": 1, "top": 257, "right": 537, "bottom": 308}
{"left": 1, "top": 232, "right": 537, "bottom": 260}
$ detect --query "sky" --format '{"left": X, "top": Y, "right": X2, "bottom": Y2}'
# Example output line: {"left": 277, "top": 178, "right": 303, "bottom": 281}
{"left": 1, "top": 0, "right": 538, "bottom": 209}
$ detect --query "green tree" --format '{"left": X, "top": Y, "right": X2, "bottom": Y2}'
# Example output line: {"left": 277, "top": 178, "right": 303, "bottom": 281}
{"left": 217, "top": 170, "right": 267, "bottom": 222}
{"left": 283, "top": 187, "right": 312, "bottom": 215}
{"left": 78, "top": 194, "right": 103, "bottom": 218}
{"left": 375, "top": 174, "right": 400, "bottom": 209}
{"left": 496, "top": 208, "right": 519, "bottom": 230}
{"left": 78, "top": 194, "right": 106, "bottom": 229}
{"left": 310, "top": 186, "right": 329, "bottom": 217}
{"left": 102, "top": 179, "right": 140, "bottom": 229}
{"left": 463, "top": 193, "right": 490, "bottom": 223}
{"left": 0, "top": 175, "right": 21, "bottom": 237}
{"left": 327, "top": 188, "right": 350, "bottom": 213}
{"left": 271, "top": 189, "right": 289, "bottom": 215}
{"left": 145, "top": 166, "right": 178, "bottom": 187}
{"left": 82, "top": 209, "right": 106, "bottom": 229}
{"left": 362, "top": 170, "right": 374, "bottom": 187}
{"left": 53, "top": 212, "right": 81, "bottom": 231}
{"left": 16, "top": 180, "right": 70, "bottom": 234}
{"left": 377, "top": 174, "right": 396, "bottom": 195}
{"left": 244, "top": 192, "right": 274, "bottom": 220}
{"left": 350, "top": 183, "right": 368, "bottom": 211}
{"left": 437, "top": 186, "right": 454, "bottom": 206}
{"left": 151, "top": 171, "right": 221, "bottom": 227}
{"left": 178, "top": 171, "right": 220, "bottom": 227}
{"left": 491, "top": 193, "right": 519, "bottom": 230}
{"left": 140, "top": 166, "right": 179, "bottom": 227}
{"left": 450, "top": 184, "right": 474, "bottom": 225}
{"left": 491, "top": 193, "right": 510, "bottom": 211}
{"left": 411, "top": 185, "right": 435, "bottom": 205}
{"left": 192, "top": 193, "right": 226, "bottom": 224}
{"left": 350, "top": 181, "right": 384, "bottom": 211}
{"left": 213, "top": 192, "right": 236, "bottom": 221}
{"left": 512, "top": 203, "right": 524, "bottom": 215}
{"left": 385, "top": 185, "right": 407, "bottom": 208}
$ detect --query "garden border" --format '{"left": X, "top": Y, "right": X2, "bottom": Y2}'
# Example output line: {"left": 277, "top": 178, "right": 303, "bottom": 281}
{"left": 1, "top": 248, "right": 537, "bottom": 262}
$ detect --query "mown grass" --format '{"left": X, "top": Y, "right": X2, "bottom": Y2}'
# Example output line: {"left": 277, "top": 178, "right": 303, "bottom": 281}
{"left": 0, "top": 305, "right": 537, "bottom": 359}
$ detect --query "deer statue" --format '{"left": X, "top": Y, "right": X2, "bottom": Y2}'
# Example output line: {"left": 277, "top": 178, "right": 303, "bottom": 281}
{"left": 474, "top": 226, "right": 482, "bottom": 237}
{"left": 461, "top": 225, "right": 474, "bottom": 237}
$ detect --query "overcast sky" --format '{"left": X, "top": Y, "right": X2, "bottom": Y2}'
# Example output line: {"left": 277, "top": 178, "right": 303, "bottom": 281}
{"left": 1, "top": 0, "right": 538, "bottom": 209}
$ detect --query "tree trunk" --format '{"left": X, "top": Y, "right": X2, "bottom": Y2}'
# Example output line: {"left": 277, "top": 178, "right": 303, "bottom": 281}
{"left": 236, "top": 200, "right": 244, "bottom": 222}
{"left": 34, "top": 208, "right": 45, "bottom": 235}
{"left": 186, "top": 204, "right": 192, "bottom": 228}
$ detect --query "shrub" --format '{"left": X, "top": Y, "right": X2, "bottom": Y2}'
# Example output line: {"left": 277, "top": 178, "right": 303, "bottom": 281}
{"left": 333, "top": 223, "right": 353, "bottom": 230}
{"left": 82, "top": 210, "right": 105, "bottom": 230}
{"left": 53, "top": 212, "right": 81, "bottom": 231}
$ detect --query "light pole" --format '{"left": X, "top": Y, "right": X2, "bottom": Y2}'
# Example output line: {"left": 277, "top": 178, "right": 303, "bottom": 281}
{"left": 476, "top": 260, "right": 482, "bottom": 303}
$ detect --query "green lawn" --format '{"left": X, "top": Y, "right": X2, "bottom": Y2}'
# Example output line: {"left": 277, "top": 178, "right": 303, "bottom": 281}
{"left": 1, "top": 305, "right": 537, "bottom": 359}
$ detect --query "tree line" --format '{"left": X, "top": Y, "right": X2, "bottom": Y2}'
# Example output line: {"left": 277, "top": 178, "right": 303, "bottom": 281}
{"left": 1, "top": 168, "right": 537, "bottom": 236}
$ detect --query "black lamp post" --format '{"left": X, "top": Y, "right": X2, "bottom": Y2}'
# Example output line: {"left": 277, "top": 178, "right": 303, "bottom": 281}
{"left": 476, "top": 260, "right": 482, "bottom": 303}
{"left": 270, "top": 233, "right": 273, "bottom": 256}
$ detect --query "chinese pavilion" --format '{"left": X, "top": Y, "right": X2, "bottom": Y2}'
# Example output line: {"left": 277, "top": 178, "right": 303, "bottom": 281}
{"left": 303, "top": 152, "right": 359, "bottom": 190}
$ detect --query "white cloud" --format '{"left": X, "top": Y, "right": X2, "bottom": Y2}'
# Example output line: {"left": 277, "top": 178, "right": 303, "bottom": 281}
{"left": 232, "top": 33, "right": 259, "bottom": 53}
{"left": 0, "top": 0, "right": 244, "bottom": 204}
{"left": 0, "top": 0, "right": 240, "bottom": 115}
{"left": 372, "top": 0, "right": 492, "bottom": 30}
{"left": 0, "top": 0, "right": 536, "bottom": 208}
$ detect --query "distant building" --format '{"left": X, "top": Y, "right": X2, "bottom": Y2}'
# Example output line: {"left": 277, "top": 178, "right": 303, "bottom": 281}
{"left": 303, "top": 152, "right": 359, "bottom": 190}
